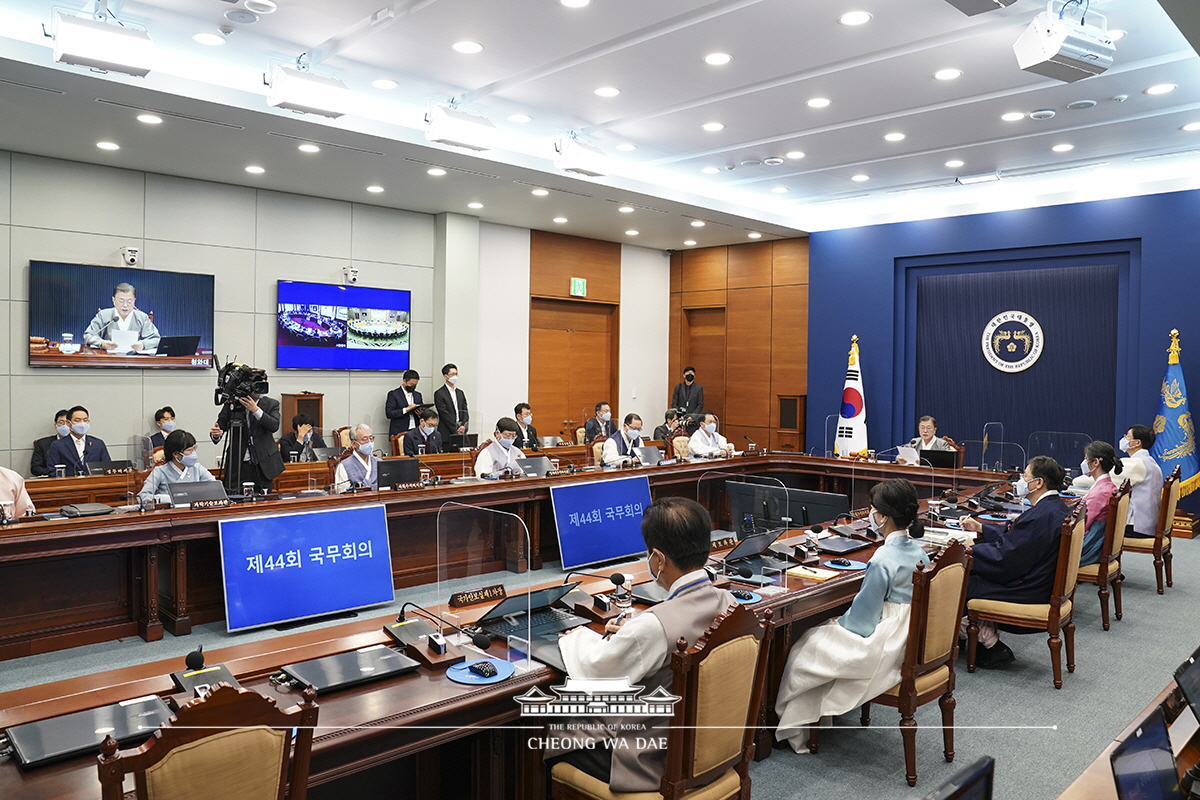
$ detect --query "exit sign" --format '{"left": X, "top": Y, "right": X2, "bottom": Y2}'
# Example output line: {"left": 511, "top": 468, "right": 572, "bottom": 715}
{"left": 570, "top": 277, "right": 587, "bottom": 297}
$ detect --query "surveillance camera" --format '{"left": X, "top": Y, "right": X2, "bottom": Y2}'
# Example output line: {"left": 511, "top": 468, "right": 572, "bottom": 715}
{"left": 342, "top": 266, "right": 359, "bottom": 285}
{"left": 120, "top": 246, "right": 139, "bottom": 267}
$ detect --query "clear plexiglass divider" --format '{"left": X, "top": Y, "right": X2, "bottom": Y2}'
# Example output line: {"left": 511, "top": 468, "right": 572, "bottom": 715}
{"left": 695, "top": 471, "right": 791, "bottom": 538}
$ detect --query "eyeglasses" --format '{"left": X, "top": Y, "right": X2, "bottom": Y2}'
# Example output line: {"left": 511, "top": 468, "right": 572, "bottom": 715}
{"left": 499, "top": 433, "right": 518, "bottom": 440}
{"left": 114, "top": 298, "right": 135, "bottom": 307}
{"left": 356, "top": 435, "right": 375, "bottom": 443}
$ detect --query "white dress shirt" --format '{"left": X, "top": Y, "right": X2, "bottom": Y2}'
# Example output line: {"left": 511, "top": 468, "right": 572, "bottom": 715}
{"left": 601, "top": 431, "right": 642, "bottom": 466}
{"left": 688, "top": 428, "right": 729, "bottom": 458}
{"left": 474, "top": 440, "right": 525, "bottom": 476}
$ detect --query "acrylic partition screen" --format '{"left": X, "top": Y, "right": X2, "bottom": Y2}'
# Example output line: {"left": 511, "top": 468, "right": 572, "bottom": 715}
{"left": 277, "top": 280, "right": 411, "bottom": 370}
{"left": 219, "top": 504, "right": 394, "bottom": 631}
{"left": 551, "top": 475, "right": 653, "bottom": 571}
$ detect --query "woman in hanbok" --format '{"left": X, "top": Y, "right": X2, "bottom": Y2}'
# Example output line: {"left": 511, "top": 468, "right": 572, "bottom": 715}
{"left": 776, "top": 479, "right": 929, "bottom": 751}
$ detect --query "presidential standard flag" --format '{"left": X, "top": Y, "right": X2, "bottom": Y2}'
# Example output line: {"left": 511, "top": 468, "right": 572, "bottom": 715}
{"left": 834, "top": 335, "right": 869, "bottom": 458}
{"left": 1151, "top": 329, "right": 1199, "bottom": 497}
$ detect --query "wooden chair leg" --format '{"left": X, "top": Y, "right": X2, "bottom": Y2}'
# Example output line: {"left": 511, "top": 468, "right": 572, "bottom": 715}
{"left": 1153, "top": 552, "right": 1165, "bottom": 595}
{"left": 900, "top": 712, "right": 918, "bottom": 787}
{"left": 1097, "top": 583, "right": 1111, "bottom": 631}
{"left": 1065, "top": 619, "right": 1076, "bottom": 674}
{"left": 966, "top": 618, "right": 979, "bottom": 674}
{"left": 1048, "top": 630, "right": 1064, "bottom": 689}
{"left": 806, "top": 724, "right": 819, "bottom": 754}
{"left": 939, "top": 691, "right": 956, "bottom": 763}
{"left": 1165, "top": 548, "right": 1174, "bottom": 588}
{"left": 1113, "top": 575, "right": 1124, "bottom": 621}
{"left": 860, "top": 702, "right": 872, "bottom": 727}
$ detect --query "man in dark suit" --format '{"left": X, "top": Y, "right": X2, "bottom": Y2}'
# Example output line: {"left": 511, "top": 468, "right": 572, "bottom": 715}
{"left": 278, "top": 413, "right": 328, "bottom": 462}
{"left": 385, "top": 369, "right": 424, "bottom": 438}
{"left": 433, "top": 363, "right": 469, "bottom": 442}
{"left": 583, "top": 401, "right": 616, "bottom": 444}
{"left": 403, "top": 409, "right": 443, "bottom": 456}
{"left": 31, "top": 408, "right": 69, "bottom": 477}
{"left": 959, "top": 455, "right": 1071, "bottom": 669}
{"left": 513, "top": 402, "right": 539, "bottom": 451}
{"left": 670, "top": 366, "right": 704, "bottom": 415}
{"left": 652, "top": 409, "right": 680, "bottom": 443}
{"left": 46, "top": 405, "right": 112, "bottom": 476}
{"left": 209, "top": 392, "right": 284, "bottom": 493}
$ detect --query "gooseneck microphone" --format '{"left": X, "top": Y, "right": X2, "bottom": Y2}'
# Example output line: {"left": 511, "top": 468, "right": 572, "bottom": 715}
{"left": 563, "top": 570, "right": 626, "bottom": 587}
{"left": 397, "top": 602, "right": 491, "bottom": 650}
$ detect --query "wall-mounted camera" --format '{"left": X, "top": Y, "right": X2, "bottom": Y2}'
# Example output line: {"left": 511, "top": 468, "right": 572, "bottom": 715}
{"left": 120, "top": 246, "right": 140, "bottom": 267}
{"left": 342, "top": 266, "right": 359, "bottom": 285}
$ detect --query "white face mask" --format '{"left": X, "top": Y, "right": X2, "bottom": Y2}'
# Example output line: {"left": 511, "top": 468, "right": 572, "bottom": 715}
{"left": 422, "top": 424, "right": 437, "bottom": 436}
{"left": 447, "top": 375, "right": 458, "bottom": 385}
{"left": 56, "top": 424, "right": 70, "bottom": 437}
{"left": 180, "top": 452, "right": 199, "bottom": 468}
{"left": 161, "top": 420, "right": 176, "bottom": 433}
{"left": 72, "top": 422, "right": 90, "bottom": 436}
{"left": 868, "top": 508, "right": 882, "bottom": 534}
{"left": 1118, "top": 437, "right": 1131, "bottom": 453}
{"left": 704, "top": 423, "right": 717, "bottom": 434}
{"left": 358, "top": 441, "right": 374, "bottom": 457}
{"left": 303, "top": 431, "right": 312, "bottom": 443}
{"left": 498, "top": 437, "right": 513, "bottom": 449}
{"left": 522, "top": 415, "right": 532, "bottom": 425}
{"left": 601, "top": 411, "right": 611, "bottom": 422}
{"left": 627, "top": 428, "right": 641, "bottom": 442}
{"left": 1013, "top": 478, "right": 1030, "bottom": 498}
{"left": 1080, "top": 459, "right": 1091, "bottom": 477}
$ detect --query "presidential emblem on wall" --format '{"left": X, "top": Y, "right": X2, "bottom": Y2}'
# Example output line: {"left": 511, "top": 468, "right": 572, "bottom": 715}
{"left": 981, "top": 311, "right": 1044, "bottom": 373}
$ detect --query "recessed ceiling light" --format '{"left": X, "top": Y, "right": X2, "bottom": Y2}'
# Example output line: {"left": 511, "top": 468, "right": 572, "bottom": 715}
{"left": 468, "top": 202, "right": 483, "bottom": 209}
{"left": 136, "top": 114, "right": 162, "bottom": 124}
{"left": 1183, "top": 122, "right": 1200, "bottom": 132}
{"left": 625, "top": 230, "right": 639, "bottom": 236}
{"left": 806, "top": 97, "right": 831, "bottom": 108}
{"left": 851, "top": 174, "right": 869, "bottom": 182}
{"left": 1109, "top": 29, "right": 1127, "bottom": 41}
{"left": 452, "top": 41, "right": 483, "bottom": 54}
{"left": 786, "top": 150, "right": 805, "bottom": 159}
{"left": 1145, "top": 84, "right": 1177, "bottom": 96}
{"left": 945, "top": 159, "right": 964, "bottom": 168}
{"left": 934, "top": 68, "right": 962, "bottom": 81}
{"left": 532, "top": 188, "right": 549, "bottom": 196}
{"left": 245, "top": 165, "right": 265, "bottom": 174}
{"left": 700, "top": 166, "right": 721, "bottom": 174}
{"left": 690, "top": 220, "right": 705, "bottom": 227}
{"left": 884, "top": 132, "right": 906, "bottom": 142}
{"left": 560, "top": 0, "right": 589, "bottom": 6}
{"left": 703, "top": 53, "right": 732, "bottom": 66}
{"left": 372, "top": 78, "right": 399, "bottom": 90}
{"left": 618, "top": 206, "right": 634, "bottom": 213}
{"left": 245, "top": 0, "right": 277, "bottom": 13}
{"left": 838, "top": 10, "right": 872, "bottom": 25}
{"left": 192, "top": 32, "right": 225, "bottom": 46}
{"left": 96, "top": 141, "right": 119, "bottom": 150}
{"left": 684, "top": 240, "right": 697, "bottom": 246}
{"left": 366, "top": 185, "right": 384, "bottom": 193}
{"left": 595, "top": 86, "right": 621, "bottom": 97}
{"left": 508, "top": 113, "right": 531, "bottom": 123}
{"left": 1052, "top": 143, "right": 1074, "bottom": 152}
{"left": 771, "top": 187, "right": 788, "bottom": 194}
{"left": 1001, "top": 112, "right": 1025, "bottom": 122}
{"left": 553, "top": 217, "right": 568, "bottom": 223}
{"left": 748, "top": 232, "right": 762, "bottom": 239}
{"left": 298, "top": 143, "right": 320, "bottom": 153}
{"left": 702, "top": 122, "right": 725, "bottom": 132}
{"left": 615, "top": 143, "right": 637, "bottom": 151}
{"left": 427, "top": 167, "right": 447, "bottom": 176}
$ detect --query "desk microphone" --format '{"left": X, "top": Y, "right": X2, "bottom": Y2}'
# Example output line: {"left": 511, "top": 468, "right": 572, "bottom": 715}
{"left": 397, "top": 602, "right": 491, "bottom": 650}
{"left": 562, "top": 570, "right": 626, "bottom": 587}
{"left": 551, "top": 453, "right": 579, "bottom": 473}
{"left": 743, "top": 434, "right": 758, "bottom": 453}
{"left": 875, "top": 445, "right": 901, "bottom": 463}
{"left": 184, "top": 645, "right": 204, "bottom": 671}
{"left": 707, "top": 555, "right": 753, "bottom": 580}
{"left": 415, "top": 458, "right": 442, "bottom": 485}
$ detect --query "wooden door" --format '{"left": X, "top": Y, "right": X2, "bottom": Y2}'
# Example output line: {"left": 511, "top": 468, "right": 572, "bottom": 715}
{"left": 683, "top": 307, "right": 726, "bottom": 423}
{"left": 529, "top": 299, "right": 618, "bottom": 440}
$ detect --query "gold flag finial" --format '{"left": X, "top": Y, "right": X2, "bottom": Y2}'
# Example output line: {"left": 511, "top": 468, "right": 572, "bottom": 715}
{"left": 1168, "top": 329, "right": 1181, "bottom": 366}
{"left": 848, "top": 334, "right": 859, "bottom": 364}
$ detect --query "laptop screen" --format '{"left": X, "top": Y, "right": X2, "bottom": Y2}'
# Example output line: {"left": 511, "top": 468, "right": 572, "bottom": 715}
{"left": 167, "top": 480, "right": 229, "bottom": 505}
{"left": 478, "top": 582, "right": 580, "bottom": 624}
{"left": 377, "top": 458, "right": 420, "bottom": 488}
{"left": 1175, "top": 645, "right": 1200, "bottom": 724}
{"left": 724, "top": 529, "right": 784, "bottom": 562}
{"left": 1110, "top": 705, "right": 1183, "bottom": 800}
{"left": 920, "top": 755, "right": 994, "bottom": 800}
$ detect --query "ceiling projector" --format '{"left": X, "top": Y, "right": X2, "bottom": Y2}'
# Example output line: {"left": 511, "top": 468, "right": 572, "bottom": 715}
{"left": 943, "top": 0, "right": 1016, "bottom": 15}
{"left": 1013, "top": 3, "right": 1115, "bottom": 82}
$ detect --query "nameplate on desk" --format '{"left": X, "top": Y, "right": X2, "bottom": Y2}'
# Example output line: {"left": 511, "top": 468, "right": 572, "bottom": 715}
{"left": 710, "top": 536, "right": 737, "bottom": 552}
{"left": 191, "top": 497, "right": 232, "bottom": 510}
{"left": 449, "top": 584, "right": 506, "bottom": 608}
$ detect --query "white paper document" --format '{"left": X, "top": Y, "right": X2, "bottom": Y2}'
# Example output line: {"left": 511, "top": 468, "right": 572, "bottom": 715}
{"left": 110, "top": 330, "right": 139, "bottom": 354}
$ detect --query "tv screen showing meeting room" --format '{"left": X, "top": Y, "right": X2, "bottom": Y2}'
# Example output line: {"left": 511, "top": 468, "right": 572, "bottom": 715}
{"left": 28, "top": 261, "right": 215, "bottom": 369}
{"left": 277, "top": 280, "right": 411, "bottom": 370}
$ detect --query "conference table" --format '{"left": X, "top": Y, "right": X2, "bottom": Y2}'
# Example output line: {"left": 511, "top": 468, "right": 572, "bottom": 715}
{"left": 0, "top": 453, "right": 1008, "bottom": 799}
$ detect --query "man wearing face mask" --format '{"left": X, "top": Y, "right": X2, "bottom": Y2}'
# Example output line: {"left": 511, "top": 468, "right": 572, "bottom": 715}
{"left": 137, "top": 430, "right": 217, "bottom": 504}
{"left": 513, "top": 403, "right": 539, "bottom": 451}
{"left": 30, "top": 409, "right": 70, "bottom": 477}
{"left": 688, "top": 413, "right": 734, "bottom": 458}
{"left": 545, "top": 497, "right": 735, "bottom": 792}
{"left": 46, "top": 405, "right": 111, "bottom": 477}
{"left": 333, "top": 424, "right": 379, "bottom": 492}
{"left": 958, "top": 455, "right": 1070, "bottom": 668}
{"left": 1121, "top": 424, "right": 1163, "bottom": 539}
{"left": 671, "top": 366, "right": 705, "bottom": 416}
{"left": 584, "top": 402, "right": 617, "bottom": 444}
{"left": 278, "top": 413, "right": 327, "bottom": 463}
{"left": 385, "top": 370, "right": 424, "bottom": 439}
{"left": 434, "top": 363, "right": 470, "bottom": 443}
{"left": 474, "top": 418, "right": 526, "bottom": 477}
{"left": 403, "top": 409, "right": 443, "bottom": 456}
{"left": 601, "top": 414, "right": 645, "bottom": 466}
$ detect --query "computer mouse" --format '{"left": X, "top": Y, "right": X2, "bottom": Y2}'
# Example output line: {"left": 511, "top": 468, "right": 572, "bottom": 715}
{"left": 731, "top": 589, "right": 755, "bottom": 600}
{"left": 829, "top": 558, "right": 852, "bottom": 567}
{"left": 468, "top": 660, "right": 498, "bottom": 678}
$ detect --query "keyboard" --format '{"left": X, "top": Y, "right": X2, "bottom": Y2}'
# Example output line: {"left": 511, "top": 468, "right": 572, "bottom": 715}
{"left": 483, "top": 607, "right": 580, "bottom": 638}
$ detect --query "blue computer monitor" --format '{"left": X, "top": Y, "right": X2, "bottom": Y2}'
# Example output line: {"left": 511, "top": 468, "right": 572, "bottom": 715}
{"left": 1110, "top": 705, "right": 1183, "bottom": 800}
{"left": 219, "top": 505, "right": 394, "bottom": 631}
{"left": 551, "top": 475, "right": 653, "bottom": 571}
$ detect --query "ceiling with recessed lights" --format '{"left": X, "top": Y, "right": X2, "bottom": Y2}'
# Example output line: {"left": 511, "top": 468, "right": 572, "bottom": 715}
{"left": 0, "top": 0, "right": 1198, "bottom": 247}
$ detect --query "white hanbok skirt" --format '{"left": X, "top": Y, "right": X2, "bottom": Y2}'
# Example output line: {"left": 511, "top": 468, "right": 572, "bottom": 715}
{"left": 775, "top": 601, "right": 912, "bottom": 752}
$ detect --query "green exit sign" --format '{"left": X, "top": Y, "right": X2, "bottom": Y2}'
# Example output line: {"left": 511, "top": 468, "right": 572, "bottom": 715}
{"left": 570, "top": 277, "right": 587, "bottom": 297}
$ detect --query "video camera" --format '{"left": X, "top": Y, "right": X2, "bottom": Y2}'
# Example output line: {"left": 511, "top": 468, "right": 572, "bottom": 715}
{"left": 214, "top": 357, "right": 269, "bottom": 406}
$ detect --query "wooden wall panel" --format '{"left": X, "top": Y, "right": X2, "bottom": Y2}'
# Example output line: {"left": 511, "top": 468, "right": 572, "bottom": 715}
{"left": 529, "top": 230, "right": 621, "bottom": 303}
{"left": 668, "top": 292, "right": 682, "bottom": 395}
{"left": 681, "top": 248, "right": 727, "bottom": 293}
{"left": 727, "top": 241, "right": 772, "bottom": 289}
{"left": 723, "top": 424, "right": 771, "bottom": 452}
{"left": 725, "top": 287, "right": 772, "bottom": 428}
{"left": 530, "top": 298, "right": 611, "bottom": 332}
{"left": 669, "top": 251, "right": 683, "bottom": 294}
{"left": 772, "top": 239, "right": 809, "bottom": 286}
{"left": 528, "top": 299, "right": 616, "bottom": 440}
{"left": 681, "top": 290, "right": 727, "bottom": 309}
{"left": 684, "top": 307, "right": 726, "bottom": 423}
{"left": 529, "top": 328, "right": 572, "bottom": 437}
{"left": 770, "top": 284, "right": 809, "bottom": 399}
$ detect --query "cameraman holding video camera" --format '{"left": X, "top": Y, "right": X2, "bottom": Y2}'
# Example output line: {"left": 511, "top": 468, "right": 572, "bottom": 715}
{"left": 209, "top": 361, "right": 284, "bottom": 494}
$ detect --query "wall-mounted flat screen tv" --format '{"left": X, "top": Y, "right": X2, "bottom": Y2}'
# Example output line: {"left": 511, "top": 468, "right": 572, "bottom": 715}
{"left": 277, "top": 280, "right": 411, "bottom": 370}
{"left": 29, "top": 261, "right": 215, "bottom": 369}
